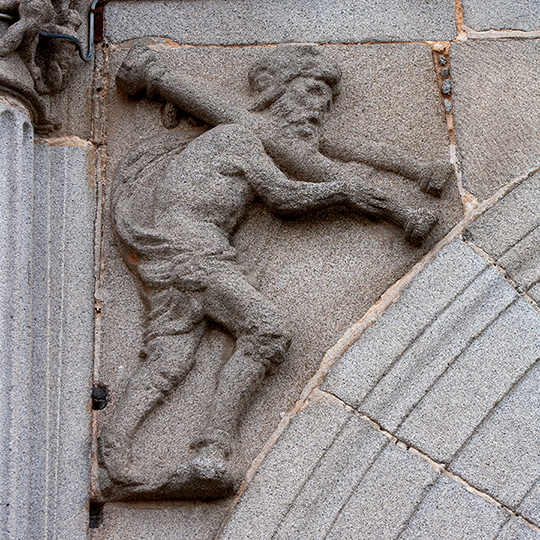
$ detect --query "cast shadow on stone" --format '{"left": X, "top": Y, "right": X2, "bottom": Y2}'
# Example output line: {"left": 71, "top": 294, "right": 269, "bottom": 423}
{"left": 97, "top": 42, "right": 455, "bottom": 501}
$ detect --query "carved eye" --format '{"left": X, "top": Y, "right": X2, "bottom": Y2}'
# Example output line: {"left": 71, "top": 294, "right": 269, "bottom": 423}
{"left": 308, "top": 86, "right": 323, "bottom": 96}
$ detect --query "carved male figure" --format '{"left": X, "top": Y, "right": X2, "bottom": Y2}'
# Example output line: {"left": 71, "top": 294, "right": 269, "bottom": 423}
{"left": 101, "top": 43, "right": 451, "bottom": 498}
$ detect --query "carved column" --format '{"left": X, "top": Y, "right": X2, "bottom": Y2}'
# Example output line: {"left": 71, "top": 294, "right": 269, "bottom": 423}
{"left": 0, "top": 100, "right": 35, "bottom": 540}
{"left": 0, "top": 99, "right": 95, "bottom": 539}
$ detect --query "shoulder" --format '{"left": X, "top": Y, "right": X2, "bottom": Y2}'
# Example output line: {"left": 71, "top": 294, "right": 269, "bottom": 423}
{"left": 203, "top": 124, "right": 264, "bottom": 152}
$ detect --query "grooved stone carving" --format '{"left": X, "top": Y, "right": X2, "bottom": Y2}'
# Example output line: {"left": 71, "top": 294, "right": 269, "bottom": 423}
{"left": 0, "top": 102, "right": 95, "bottom": 540}
{"left": 99, "top": 43, "right": 456, "bottom": 501}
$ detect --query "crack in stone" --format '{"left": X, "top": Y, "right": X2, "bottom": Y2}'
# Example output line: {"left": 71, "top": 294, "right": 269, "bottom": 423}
{"left": 454, "top": 0, "right": 466, "bottom": 38}
{"left": 313, "top": 389, "right": 540, "bottom": 534}
{"left": 464, "top": 240, "right": 540, "bottom": 312}
{"left": 89, "top": 41, "right": 110, "bottom": 502}
{"left": 464, "top": 26, "right": 540, "bottom": 40}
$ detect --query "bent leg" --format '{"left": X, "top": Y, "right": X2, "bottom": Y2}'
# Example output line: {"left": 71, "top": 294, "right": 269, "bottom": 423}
{"left": 100, "top": 323, "right": 206, "bottom": 484}
{"left": 191, "top": 268, "right": 290, "bottom": 474}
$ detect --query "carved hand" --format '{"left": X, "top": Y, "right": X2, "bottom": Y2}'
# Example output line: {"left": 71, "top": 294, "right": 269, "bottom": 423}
{"left": 116, "top": 41, "right": 161, "bottom": 99}
{"left": 342, "top": 175, "right": 390, "bottom": 214}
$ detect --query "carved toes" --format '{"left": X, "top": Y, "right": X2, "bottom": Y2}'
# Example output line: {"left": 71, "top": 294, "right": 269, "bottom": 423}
{"left": 97, "top": 434, "right": 143, "bottom": 486}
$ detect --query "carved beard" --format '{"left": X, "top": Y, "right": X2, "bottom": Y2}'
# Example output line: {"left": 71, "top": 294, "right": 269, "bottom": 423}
{"left": 267, "top": 93, "right": 323, "bottom": 147}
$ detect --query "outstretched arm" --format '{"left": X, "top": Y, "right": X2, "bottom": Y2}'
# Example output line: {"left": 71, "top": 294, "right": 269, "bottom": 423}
{"left": 116, "top": 43, "right": 452, "bottom": 196}
{"left": 117, "top": 44, "right": 438, "bottom": 245}
{"left": 246, "top": 147, "right": 392, "bottom": 218}
{"left": 243, "top": 145, "right": 436, "bottom": 246}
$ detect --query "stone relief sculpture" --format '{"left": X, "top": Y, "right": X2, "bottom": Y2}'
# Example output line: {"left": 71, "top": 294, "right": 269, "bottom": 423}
{"left": 99, "top": 42, "right": 454, "bottom": 500}
{"left": 0, "top": 0, "right": 84, "bottom": 130}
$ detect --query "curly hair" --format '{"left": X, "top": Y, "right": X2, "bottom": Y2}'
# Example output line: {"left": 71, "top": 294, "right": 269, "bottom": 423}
{"left": 248, "top": 45, "right": 342, "bottom": 112}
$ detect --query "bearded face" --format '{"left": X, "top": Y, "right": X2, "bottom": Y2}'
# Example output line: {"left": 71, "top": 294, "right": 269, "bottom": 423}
{"left": 267, "top": 76, "right": 333, "bottom": 145}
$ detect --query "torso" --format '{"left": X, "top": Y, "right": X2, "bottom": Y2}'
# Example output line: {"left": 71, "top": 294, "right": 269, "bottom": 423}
{"left": 153, "top": 125, "right": 262, "bottom": 247}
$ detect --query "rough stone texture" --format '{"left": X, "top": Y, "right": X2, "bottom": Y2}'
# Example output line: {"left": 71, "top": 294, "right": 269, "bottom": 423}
{"left": 219, "top": 402, "right": 356, "bottom": 540}
{"left": 219, "top": 401, "right": 441, "bottom": 540}
{"left": 461, "top": 0, "right": 540, "bottom": 32}
{"left": 322, "top": 240, "right": 491, "bottom": 412}
{"left": 47, "top": 0, "right": 95, "bottom": 139}
{"left": 96, "top": 39, "right": 460, "bottom": 518}
{"left": 323, "top": 238, "right": 540, "bottom": 530}
{"left": 397, "top": 297, "right": 540, "bottom": 464}
{"left": 0, "top": 103, "right": 35, "bottom": 540}
{"left": 322, "top": 443, "right": 439, "bottom": 540}
{"left": 0, "top": 103, "right": 95, "bottom": 540}
{"left": 518, "top": 479, "right": 540, "bottom": 528}
{"left": 98, "top": 42, "right": 453, "bottom": 500}
{"left": 449, "top": 360, "right": 540, "bottom": 511}
{"left": 0, "top": 0, "right": 93, "bottom": 136}
{"left": 219, "top": 400, "right": 522, "bottom": 539}
{"left": 30, "top": 143, "right": 96, "bottom": 539}
{"left": 399, "top": 477, "right": 510, "bottom": 540}
{"left": 92, "top": 502, "right": 231, "bottom": 540}
{"left": 104, "top": 0, "right": 457, "bottom": 46}
{"left": 466, "top": 172, "right": 540, "bottom": 302}
{"left": 495, "top": 517, "right": 540, "bottom": 540}
{"left": 450, "top": 40, "right": 540, "bottom": 200}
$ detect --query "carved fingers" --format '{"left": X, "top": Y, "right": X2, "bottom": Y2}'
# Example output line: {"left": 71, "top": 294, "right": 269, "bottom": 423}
{"left": 403, "top": 209, "right": 438, "bottom": 247}
{"left": 116, "top": 41, "right": 161, "bottom": 99}
{"left": 343, "top": 177, "right": 390, "bottom": 214}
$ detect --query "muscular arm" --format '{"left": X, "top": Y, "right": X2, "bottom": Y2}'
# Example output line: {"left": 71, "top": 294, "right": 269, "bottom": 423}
{"left": 243, "top": 140, "right": 392, "bottom": 218}
{"left": 115, "top": 43, "right": 451, "bottom": 196}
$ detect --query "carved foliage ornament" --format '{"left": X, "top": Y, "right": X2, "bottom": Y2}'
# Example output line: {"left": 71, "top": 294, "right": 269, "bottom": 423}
{"left": 99, "top": 42, "right": 455, "bottom": 501}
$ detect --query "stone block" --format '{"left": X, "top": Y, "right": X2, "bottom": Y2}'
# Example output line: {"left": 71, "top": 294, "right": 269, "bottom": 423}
{"left": 30, "top": 143, "right": 96, "bottom": 539}
{"left": 461, "top": 0, "right": 540, "bottom": 32}
{"left": 397, "top": 296, "right": 540, "bottom": 463}
{"left": 518, "top": 479, "right": 540, "bottom": 528}
{"left": 495, "top": 517, "right": 540, "bottom": 540}
{"left": 449, "top": 361, "right": 540, "bottom": 511}
{"left": 399, "top": 476, "right": 509, "bottom": 540}
{"left": 98, "top": 39, "right": 461, "bottom": 508}
{"left": 321, "top": 240, "right": 490, "bottom": 410}
{"left": 450, "top": 40, "right": 540, "bottom": 200}
{"left": 0, "top": 102, "right": 95, "bottom": 540}
{"left": 104, "top": 0, "right": 457, "bottom": 46}
{"left": 323, "top": 235, "right": 540, "bottom": 490}
{"left": 219, "top": 401, "right": 444, "bottom": 540}
{"left": 466, "top": 172, "right": 540, "bottom": 302}
{"left": 218, "top": 401, "right": 354, "bottom": 540}
{"left": 0, "top": 103, "right": 35, "bottom": 540}
{"left": 92, "top": 502, "right": 231, "bottom": 540}
{"left": 271, "top": 413, "right": 387, "bottom": 540}
{"left": 358, "top": 264, "right": 517, "bottom": 433}
{"left": 323, "top": 444, "right": 439, "bottom": 540}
